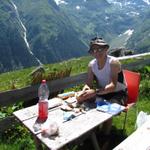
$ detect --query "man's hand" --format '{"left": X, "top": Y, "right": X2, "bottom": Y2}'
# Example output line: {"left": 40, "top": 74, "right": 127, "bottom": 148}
{"left": 76, "top": 89, "right": 96, "bottom": 103}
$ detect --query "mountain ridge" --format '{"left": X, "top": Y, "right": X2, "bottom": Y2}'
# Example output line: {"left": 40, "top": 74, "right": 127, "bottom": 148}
{"left": 0, "top": 0, "right": 87, "bottom": 73}
{"left": 57, "top": 0, "right": 150, "bottom": 53}
{"left": 0, "top": 0, "right": 149, "bottom": 73}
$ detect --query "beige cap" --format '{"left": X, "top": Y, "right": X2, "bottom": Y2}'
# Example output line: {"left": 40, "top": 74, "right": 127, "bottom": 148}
{"left": 88, "top": 37, "right": 109, "bottom": 53}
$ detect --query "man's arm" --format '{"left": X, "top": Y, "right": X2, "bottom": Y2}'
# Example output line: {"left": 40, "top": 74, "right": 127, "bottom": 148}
{"left": 76, "top": 66, "right": 96, "bottom": 102}
{"left": 82, "top": 66, "right": 94, "bottom": 91}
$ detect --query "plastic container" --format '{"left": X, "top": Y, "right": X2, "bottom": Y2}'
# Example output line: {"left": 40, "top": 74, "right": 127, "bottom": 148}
{"left": 38, "top": 79, "right": 49, "bottom": 120}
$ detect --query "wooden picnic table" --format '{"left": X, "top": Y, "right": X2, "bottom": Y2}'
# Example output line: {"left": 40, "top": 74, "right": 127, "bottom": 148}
{"left": 13, "top": 96, "right": 124, "bottom": 150}
{"left": 113, "top": 120, "right": 150, "bottom": 150}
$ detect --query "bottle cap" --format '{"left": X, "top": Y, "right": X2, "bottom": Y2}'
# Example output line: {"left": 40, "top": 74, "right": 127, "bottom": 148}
{"left": 42, "top": 79, "right": 46, "bottom": 83}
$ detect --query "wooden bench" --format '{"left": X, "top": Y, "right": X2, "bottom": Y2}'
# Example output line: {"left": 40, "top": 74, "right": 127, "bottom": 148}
{"left": 113, "top": 120, "right": 150, "bottom": 150}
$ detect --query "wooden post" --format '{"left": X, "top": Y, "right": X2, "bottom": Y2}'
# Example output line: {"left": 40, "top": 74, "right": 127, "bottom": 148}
{"left": 91, "top": 131, "right": 101, "bottom": 150}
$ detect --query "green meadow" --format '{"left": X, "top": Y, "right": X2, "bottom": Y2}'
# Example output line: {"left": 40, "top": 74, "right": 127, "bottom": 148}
{"left": 0, "top": 55, "right": 150, "bottom": 150}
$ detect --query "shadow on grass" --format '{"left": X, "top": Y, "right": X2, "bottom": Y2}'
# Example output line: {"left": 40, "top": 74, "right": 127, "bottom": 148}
{"left": 108, "top": 126, "right": 128, "bottom": 150}
{"left": 73, "top": 126, "right": 128, "bottom": 150}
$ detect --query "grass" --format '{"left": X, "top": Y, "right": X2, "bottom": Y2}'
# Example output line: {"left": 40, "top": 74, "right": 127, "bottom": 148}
{"left": 0, "top": 56, "right": 92, "bottom": 92}
{"left": 0, "top": 136, "right": 35, "bottom": 150}
{"left": 0, "top": 54, "right": 150, "bottom": 92}
{"left": 0, "top": 55, "right": 150, "bottom": 150}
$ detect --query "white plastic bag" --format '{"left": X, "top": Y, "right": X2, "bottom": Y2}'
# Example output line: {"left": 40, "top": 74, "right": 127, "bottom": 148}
{"left": 136, "top": 111, "right": 150, "bottom": 129}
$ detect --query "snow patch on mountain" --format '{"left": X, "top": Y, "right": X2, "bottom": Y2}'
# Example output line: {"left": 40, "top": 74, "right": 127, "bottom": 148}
{"left": 76, "top": 5, "right": 81, "bottom": 10}
{"left": 124, "top": 29, "right": 134, "bottom": 36}
{"left": 127, "top": 11, "right": 140, "bottom": 16}
{"left": 105, "top": 16, "right": 109, "bottom": 20}
{"left": 143, "top": 0, "right": 150, "bottom": 5}
{"left": 54, "top": 0, "right": 67, "bottom": 5}
{"left": 107, "top": 0, "right": 122, "bottom": 6}
{"left": 107, "top": 0, "right": 114, "bottom": 3}
{"left": 119, "top": 29, "right": 134, "bottom": 37}
{"left": 107, "top": 0, "right": 150, "bottom": 6}
{"left": 112, "top": 2, "right": 122, "bottom": 7}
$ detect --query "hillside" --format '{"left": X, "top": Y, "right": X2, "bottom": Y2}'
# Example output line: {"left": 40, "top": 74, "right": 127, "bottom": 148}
{"left": 0, "top": 53, "right": 150, "bottom": 92}
{"left": 0, "top": 0, "right": 149, "bottom": 73}
{"left": 14, "top": 0, "right": 87, "bottom": 62}
{"left": 0, "top": 0, "right": 40, "bottom": 73}
{"left": 126, "top": 10, "right": 150, "bottom": 53}
{"left": 0, "top": 0, "right": 87, "bottom": 73}
{"left": 58, "top": 0, "right": 150, "bottom": 53}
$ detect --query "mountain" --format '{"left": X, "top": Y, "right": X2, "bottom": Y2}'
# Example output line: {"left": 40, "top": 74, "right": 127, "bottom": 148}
{"left": 126, "top": 9, "right": 150, "bottom": 53}
{"left": 13, "top": 0, "right": 87, "bottom": 63}
{"left": 56, "top": 0, "right": 132, "bottom": 41}
{"left": 107, "top": 0, "right": 150, "bottom": 53}
{"left": 0, "top": 0, "right": 87, "bottom": 73}
{"left": 57, "top": 0, "right": 150, "bottom": 53}
{"left": 0, "top": 0, "right": 149, "bottom": 73}
{"left": 56, "top": 0, "right": 112, "bottom": 41}
{"left": 0, "top": 0, "right": 40, "bottom": 73}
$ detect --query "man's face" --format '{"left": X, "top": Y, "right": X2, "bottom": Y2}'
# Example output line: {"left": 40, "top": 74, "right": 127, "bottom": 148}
{"left": 89, "top": 45, "right": 105, "bottom": 57}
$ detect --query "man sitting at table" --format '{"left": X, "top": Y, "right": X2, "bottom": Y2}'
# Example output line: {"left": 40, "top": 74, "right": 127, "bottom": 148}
{"left": 76, "top": 37, "right": 127, "bottom": 149}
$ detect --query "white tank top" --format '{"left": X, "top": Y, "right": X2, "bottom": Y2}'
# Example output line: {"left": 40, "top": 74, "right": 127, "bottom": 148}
{"left": 89, "top": 55, "right": 126, "bottom": 92}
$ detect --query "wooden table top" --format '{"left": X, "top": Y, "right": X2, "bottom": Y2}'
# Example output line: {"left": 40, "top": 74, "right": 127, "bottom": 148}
{"left": 13, "top": 97, "right": 124, "bottom": 150}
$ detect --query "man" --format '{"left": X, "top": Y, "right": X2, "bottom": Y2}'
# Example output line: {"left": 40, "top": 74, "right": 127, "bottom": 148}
{"left": 76, "top": 37, "right": 127, "bottom": 149}
{"left": 77, "top": 37, "right": 126, "bottom": 105}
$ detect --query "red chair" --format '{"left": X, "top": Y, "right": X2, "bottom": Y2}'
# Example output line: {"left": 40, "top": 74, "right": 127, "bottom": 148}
{"left": 122, "top": 69, "right": 141, "bottom": 131}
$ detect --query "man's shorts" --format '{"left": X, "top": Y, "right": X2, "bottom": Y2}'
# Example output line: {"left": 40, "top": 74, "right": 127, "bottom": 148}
{"left": 97, "top": 90, "right": 127, "bottom": 105}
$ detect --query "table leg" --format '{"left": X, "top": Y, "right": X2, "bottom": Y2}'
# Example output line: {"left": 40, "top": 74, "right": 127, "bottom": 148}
{"left": 91, "top": 132, "right": 101, "bottom": 150}
{"left": 33, "top": 135, "right": 43, "bottom": 150}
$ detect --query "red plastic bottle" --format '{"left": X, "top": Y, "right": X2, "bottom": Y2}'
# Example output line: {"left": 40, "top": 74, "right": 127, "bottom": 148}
{"left": 38, "top": 79, "right": 49, "bottom": 120}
